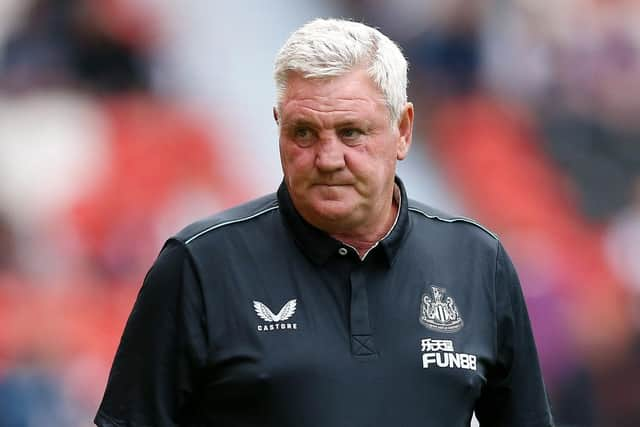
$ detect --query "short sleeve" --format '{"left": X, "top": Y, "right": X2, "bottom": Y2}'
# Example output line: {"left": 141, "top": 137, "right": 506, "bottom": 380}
{"left": 475, "top": 243, "right": 554, "bottom": 426}
{"left": 94, "top": 239, "right": 208, "bottom": 427}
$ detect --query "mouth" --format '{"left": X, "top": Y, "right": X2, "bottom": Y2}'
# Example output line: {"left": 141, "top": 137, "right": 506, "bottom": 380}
{"left": 312, "top": 184, "right": 352, "bottom": 192}
{"left": 313, "top": 182, "right": 352, "bottom": 187}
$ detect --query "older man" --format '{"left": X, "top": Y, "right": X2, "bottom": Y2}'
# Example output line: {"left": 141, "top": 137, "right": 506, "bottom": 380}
{"left": 95, "top": 18, "right": 553, "bottom": 427}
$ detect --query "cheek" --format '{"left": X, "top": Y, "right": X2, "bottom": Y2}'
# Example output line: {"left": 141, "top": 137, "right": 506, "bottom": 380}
{"left": 346, "top": 144, "right": 392, "bottom": 173}
{"left": 281, "top": 143, "right": 315, "bottom": 176}
{"left": 344, "top": 146, "right": 397, "bottom": 191}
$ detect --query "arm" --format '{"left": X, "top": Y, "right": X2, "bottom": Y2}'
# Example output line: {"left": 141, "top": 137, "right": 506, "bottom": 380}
{"left": 475, "top": 243, "right": 554, "bottom": 426}
{"left": 94, "top": 240, "right": 208, "bottom": 426}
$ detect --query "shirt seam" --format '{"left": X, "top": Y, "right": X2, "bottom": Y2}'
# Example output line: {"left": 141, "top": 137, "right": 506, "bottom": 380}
{"left": 184, "top": 205, "right": 279, "bottom": 245}
{"left": 173, "top": 238, "right": 212, "bottom": 359}
{"left": 407, "top": 207, "right": 498, "bottom": 240}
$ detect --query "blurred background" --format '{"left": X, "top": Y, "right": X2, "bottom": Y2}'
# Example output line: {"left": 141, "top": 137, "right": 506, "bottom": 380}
{"left": 0, "top": 0, "right": 639, "bottom": 425}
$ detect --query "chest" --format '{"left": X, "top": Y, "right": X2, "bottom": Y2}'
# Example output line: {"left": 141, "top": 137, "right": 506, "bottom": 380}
{"left": 198, "top": 250, "right": 495, "bottom": 404}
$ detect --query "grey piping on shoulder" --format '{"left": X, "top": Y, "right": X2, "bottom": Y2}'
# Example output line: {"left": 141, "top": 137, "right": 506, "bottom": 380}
{"left": 408, "top": 207, "right": 498, "bottom": 241}
{"left": 185, "top": 205, "right": 280, "bottom": 245}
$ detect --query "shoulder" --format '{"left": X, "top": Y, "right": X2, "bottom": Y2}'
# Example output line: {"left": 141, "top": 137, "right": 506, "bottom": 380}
{"left": 407, "top": 199, "right": 499, "bottom": 242}
{"left": 174, "top": 193, "right": 280, "bottom": 245}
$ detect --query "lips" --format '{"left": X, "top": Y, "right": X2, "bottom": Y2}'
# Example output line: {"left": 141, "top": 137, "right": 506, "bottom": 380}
{"left": 312, "top": 181, "right": 353, "bottom": 187}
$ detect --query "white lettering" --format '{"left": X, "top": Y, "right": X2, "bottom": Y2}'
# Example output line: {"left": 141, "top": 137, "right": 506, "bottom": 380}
{"left": 422, "top": 352, "right": 477, "bottom": 371}
{"left": 461, "top": 354, "right": 469, "bottom": 369}
{"left": 449, "top": 353, "right": 461, "bottom": 368}
{"left": 256, "top": 322, "right": 299, "bottom": 332}
{"left": 421, "top": 338, "right": 454, "bottom": 352}
{"left": 436, "top": 352, "right": 448, "bottom": 368}
{"left": 422, "top": 353, "right": 437, "bottom": 368}
{"left": 469, "top": 355, "right": 477, "bottom": 370}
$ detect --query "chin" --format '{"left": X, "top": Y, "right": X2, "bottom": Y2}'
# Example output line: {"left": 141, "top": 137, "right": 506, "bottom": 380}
{"left": 291, "top": 189, "right": 358, "bottom": 226}
{"left": 306, "top": 200, "right": 357, "bottom": 226}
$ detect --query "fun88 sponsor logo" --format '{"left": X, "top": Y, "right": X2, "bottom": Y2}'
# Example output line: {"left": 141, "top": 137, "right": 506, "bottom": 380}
{"left": 420, "top": 338, "right": 477, "bottom": 371}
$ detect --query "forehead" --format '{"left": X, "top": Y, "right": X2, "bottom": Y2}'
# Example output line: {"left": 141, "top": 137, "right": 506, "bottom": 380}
{"left": 280, "top": 69, "right": 388, "bottom": 119}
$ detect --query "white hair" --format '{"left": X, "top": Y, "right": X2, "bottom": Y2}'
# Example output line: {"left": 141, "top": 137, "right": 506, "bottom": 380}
{"left": 274, "top": 18, "right": 409, "bottom": 124}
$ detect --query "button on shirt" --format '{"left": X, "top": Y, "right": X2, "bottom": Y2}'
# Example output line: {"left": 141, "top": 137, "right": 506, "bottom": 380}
{"left": 95, "top": 177, "right": 554, "bottom": 427}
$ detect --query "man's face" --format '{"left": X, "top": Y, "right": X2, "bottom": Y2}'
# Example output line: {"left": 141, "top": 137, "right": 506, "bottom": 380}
{"left": 276, "top": 68, "right": 413, "bottom": 235}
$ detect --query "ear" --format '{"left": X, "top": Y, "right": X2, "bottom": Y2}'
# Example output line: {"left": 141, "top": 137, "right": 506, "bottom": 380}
{"left": 273, "top": 106, "right": 279, "bottom": 125}
{"left": 396, "top": 102, "right": 413, "bottom": 160}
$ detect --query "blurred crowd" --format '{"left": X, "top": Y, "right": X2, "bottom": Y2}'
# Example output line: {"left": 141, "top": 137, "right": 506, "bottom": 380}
{"left": 1, "top": 0, "right": 639, "bottom": 425}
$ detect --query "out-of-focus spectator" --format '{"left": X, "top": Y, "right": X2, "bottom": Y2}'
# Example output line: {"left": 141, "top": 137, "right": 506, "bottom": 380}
{"left": 347, "top": 0, "right": 485, "bottom": 110}
{"left": 0, "top": 0, "right": 153, "bottom": 94}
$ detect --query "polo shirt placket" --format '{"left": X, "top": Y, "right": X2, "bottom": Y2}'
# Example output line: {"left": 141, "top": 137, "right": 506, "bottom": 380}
{"left": 349, "top": 262, "right": 377, "bottom": 359}
{"left": 276, "top": 180, "right": 409, "bottom": 362}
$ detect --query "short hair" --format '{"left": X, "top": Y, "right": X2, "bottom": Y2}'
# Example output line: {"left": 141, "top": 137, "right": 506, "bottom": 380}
{"left": 274, "top": 18, "right": 409, "bottom": 124}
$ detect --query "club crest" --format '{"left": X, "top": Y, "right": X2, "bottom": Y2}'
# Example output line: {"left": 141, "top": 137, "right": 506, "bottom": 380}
{"left": 420, "top": 286, "right": 463, "bottom": 333}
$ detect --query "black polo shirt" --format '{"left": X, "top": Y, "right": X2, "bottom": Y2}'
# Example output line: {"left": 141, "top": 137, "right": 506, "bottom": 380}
{"left": 95, "top": 177, "right": 553, "bottom": 427}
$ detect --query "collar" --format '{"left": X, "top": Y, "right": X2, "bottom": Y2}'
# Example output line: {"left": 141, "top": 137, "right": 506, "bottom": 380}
{"left": 277, "top": 176, "right": 411, "bottom": 267}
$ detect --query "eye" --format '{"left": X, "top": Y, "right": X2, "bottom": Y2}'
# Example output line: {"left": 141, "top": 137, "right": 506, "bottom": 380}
{"left": 339, "top": 128, "right": 364, "bottom": 143}
{"left": 292, "top": 127, "right": 316, "bottom": 146}
{"left": 294, "top": 127, "right": 310, "bottom": 138}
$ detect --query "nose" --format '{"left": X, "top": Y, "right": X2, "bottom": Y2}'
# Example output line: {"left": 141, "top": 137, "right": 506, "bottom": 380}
{"left": 315, "top": 135, "right": 345, "bottom": 172}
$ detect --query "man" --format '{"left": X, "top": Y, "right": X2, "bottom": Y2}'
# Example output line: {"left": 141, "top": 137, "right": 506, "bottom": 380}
{"left": 95, "top": 18, "right": 554, "bottom": 426}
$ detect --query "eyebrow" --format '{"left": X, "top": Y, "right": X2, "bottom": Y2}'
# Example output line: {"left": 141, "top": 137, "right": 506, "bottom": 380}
{"left": 334, "top": 120, "right": 365, "bottom": 128}
{"left": 283, "top": 118, "right": 317, "bottom": 128}
{"left": 283, "top": 117, "right": 369, "bottom": 129}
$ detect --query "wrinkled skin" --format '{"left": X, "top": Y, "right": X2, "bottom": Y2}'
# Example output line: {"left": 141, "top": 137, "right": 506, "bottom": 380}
{"left": 276, "top": 67, "right": 413, "bottom": 247}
